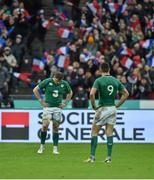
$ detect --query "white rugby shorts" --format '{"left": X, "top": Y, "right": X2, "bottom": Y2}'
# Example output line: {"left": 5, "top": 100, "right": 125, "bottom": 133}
{"left": 42, "top": 107, "right": 62, "bottom": 123}
{"left": 94, "top": 106, "right": 116, "bottom": 126}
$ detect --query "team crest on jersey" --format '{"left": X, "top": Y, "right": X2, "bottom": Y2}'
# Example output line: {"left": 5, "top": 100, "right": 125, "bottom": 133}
{"left": 61, "top": 84, "right": 64, "bottom": 88}
{"left": 49, "top": 83, "right": 53, "bottom": 86}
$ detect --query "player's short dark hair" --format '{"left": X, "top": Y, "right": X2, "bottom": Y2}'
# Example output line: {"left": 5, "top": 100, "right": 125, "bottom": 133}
{"left": 101, "top": 62, "right": 110, "bottom": 73}
{"left": 54, "top": 71, "right": 64, "bottom": 81}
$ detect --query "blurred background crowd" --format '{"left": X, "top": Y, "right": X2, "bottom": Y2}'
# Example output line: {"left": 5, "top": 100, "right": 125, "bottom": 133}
{"left": 0, "top": 0, "right": 154, "bottom": 108}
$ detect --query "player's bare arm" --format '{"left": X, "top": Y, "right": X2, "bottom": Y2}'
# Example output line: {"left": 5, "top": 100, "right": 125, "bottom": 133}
{"left": 115, "top": 88, "right": 129, "bottom": 108}
{"left": 59, "top": 90, "right": 73, "bottom": 109}
{"left": 33, "top": 86, "right": 48, "bottom": 107}
{"left": 90, "top": 87, "right": 97, "bottom": 110}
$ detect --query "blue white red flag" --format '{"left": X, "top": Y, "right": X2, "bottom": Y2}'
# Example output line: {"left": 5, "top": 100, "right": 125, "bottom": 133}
{"left": 140, "top": 39, "right": 154, "bottom": 49}
{"left": 32, "top": 58, "right": 45, "bottom": 72}
{"left": 57, "top": 46, "right": 70, "bottom": 55}
{"left": 55, "top": 55, "right": 70, "bottom": 69}
{"left": 120, "top": 56, "right": 133, "bottom": 69}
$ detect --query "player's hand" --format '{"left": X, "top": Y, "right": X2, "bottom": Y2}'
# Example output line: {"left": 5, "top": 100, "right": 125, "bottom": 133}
{"left": 40, "top": 100, "right": 48, "bottom": 107}
{"left": 115, "top": 104, "right": 119, "bottom": 109}
{"left": 92, "top": 105, "right": 98, "bottom": 111}
{"left": 59, "top": 103, "right": 66, "bottom": 109}
{"left": 95, "top": 107, "right": 100, "bottom": 111}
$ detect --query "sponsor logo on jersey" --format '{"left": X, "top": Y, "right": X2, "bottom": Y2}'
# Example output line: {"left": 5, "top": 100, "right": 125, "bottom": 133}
{"left": 49, "top": 83, "right": 53, "bottom": 86}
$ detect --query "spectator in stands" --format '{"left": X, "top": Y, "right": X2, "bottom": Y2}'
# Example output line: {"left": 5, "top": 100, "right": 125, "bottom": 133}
{"left": 0, "top": 62, "right": 10, "bottom": 107}
{"left": 72, "top": 86, "right": 89, "bottom": 108}
{"left": 3, "top": 46, "right": 18, "bottom": 71}
{"left": 1, "top": 0, "right": 154, "bottom": 101}
{"left": 137, "top": 77, "right": 152, "bottom": 99}
{"left": 11, "top": 34, "right": 25, "bottom": 69}
{"left": 28, "top": 9, "right": 46, "bottom": 58}
{"left": 22, "top": 0, "right": 42, "bottom": 15}
{"left": 70, "top": 0, "right": 80, "bottom": 22}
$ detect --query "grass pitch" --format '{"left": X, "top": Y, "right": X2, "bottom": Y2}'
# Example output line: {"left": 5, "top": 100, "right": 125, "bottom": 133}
{"left": 0, "top": 143, "right": 154, "bottom": 179}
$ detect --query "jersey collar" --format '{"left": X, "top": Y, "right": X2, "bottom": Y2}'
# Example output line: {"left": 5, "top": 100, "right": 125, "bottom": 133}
{"left": 51, "top": 78, "right": 62, "bottom": 85}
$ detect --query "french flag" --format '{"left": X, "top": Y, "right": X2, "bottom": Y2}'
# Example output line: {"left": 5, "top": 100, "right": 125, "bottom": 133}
{"left": 140, "top": 39, "right": 154, "bottom": 49}
{"left": 118, "top": 3, "right": 127, "bottom": 14}
{"left": 13, "top": 72, "right": 31, "bottom": 84}
{"left": 57, "top": 46, "right": 70, "bottom": 55}
{"left": 32, "top": 58, "right": 45, "bottom": 72}
{"left": 120, "top": 56, "right": 133, "bottom": 69}
{"left": 87, "top": 1, "right": 100, "bottom": 14}
{"left": 57, "top": 28, "right": 73, "bottom": 39}
{"left": 146, "top": 55, "right": 154, "bottom": 67}
{"left": 55, "top": 55, "right": 70, "bottom": 69}
{"left": 42, "top": 18, "right": 59, "bottom": 29}
{"left": 108, "top": 3, "right": 120, "bottom": 14}
{"left": 119, "top": 47, "right": 132, "bottom": 57}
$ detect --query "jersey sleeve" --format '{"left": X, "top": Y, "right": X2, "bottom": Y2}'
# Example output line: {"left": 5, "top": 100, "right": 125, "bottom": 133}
{"left": 65, "top": 81, "right": 72, "bottom": 93}
{"left": 38, "top": 79, "right": 49, "bottom": 89}
{"left": 93, "top": 79, "right": 99, "bottom": 90}
{"left": 118, "top": 81, "right": 125, "bottom": 92}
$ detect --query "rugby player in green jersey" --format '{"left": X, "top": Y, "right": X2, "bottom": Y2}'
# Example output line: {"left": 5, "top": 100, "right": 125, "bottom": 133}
{"left": 33, "top": 71, "right": 73, "bottom": 154}
{"left": 85, "top": 62, "right": 129, "bottom": 163}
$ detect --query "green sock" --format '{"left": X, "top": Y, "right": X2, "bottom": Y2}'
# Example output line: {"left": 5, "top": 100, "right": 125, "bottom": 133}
{"left": 53, "top": 132, "right": 59, "bottom": 146}
{"left": 90, "top": 136, "right": 98, "bottom": 157}
{"left": 107, "top": 136, "right": 113, "bottom": 158}
{"left": 41, "top": 131, "right": 47, "bottom": 145}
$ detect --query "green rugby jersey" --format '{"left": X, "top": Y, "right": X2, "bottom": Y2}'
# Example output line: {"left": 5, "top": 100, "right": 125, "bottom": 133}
{"left": 38, "top": 78, "right": 72, "bottom": 107}
{"left": 93, "top": 75, "right": 125, "bottom": 107}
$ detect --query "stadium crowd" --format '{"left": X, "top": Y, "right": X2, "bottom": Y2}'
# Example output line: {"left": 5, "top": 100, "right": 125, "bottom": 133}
{"left": 0, "top": 0, "right": 154, "bottom": 107}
